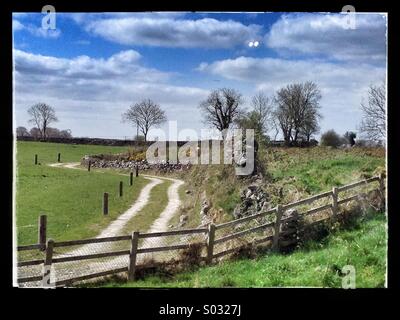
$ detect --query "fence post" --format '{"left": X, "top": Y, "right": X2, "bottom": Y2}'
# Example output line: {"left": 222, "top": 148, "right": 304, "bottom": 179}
{"left": 206, "top": 223, "right": 216, "bottom": 265}
{"left": 38, "top": 214, "right": 47, "bottom": 251}
{"left": 331, "top": 187, "right": 338, "bottom": 217}
{"left": 42, "top": 239, "right": 54, "bottom": 287}
{"left": 103, "top": 192, "right": 109, "bottom": 215}
{"left": 88, "top": 160, "right": 91, "bottom": 172}
{"left": 379, "top": 173, "right": 385, "bottom": 211}
{"left": 119, "top": 181, "right": 123, "bottom": 197}
{"left": 128, "top": 231, "right": 139, "bottom": 281}
{"left": 57, "top": 153, "right": 61, "bottom": 162}
{"left": 272, "top": 205, "right": 284, "bottom": 252}
{"left": 135, "top": 165, "right": 139, "bottom": 177}
{"left": 130, "top": 172, "right": 133, "bottom": 186}
{"left": 34, "top": 154, "right": 38, "bottom": 165}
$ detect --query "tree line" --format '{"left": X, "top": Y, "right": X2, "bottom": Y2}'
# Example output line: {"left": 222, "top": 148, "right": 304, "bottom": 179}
{"left": 198, "top": 81, "right": 322, "bottom": 146}
{"left": 17, "top": 103, "right": 72, "bottom": 140}
{"left": 20, "top": 81, "right": 385, "bottom": 146}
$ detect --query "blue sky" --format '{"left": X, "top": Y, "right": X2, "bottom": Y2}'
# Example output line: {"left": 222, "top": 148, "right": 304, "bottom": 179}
{"left": 13, "top": 12, "right": 387, "bottom": 139}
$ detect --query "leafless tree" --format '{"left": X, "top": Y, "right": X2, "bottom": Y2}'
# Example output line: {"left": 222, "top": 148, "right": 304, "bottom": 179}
{"left": 299, "top": 107, "right": 321, "bottom": 142}
{"left": 235, "top": 92, "right": 274, "bottom": 144}
{"left": 45, "top": 127, "right": 73, "bottom": 138}
{"left": 359, "top": 82, "right": 386, "bottom": 142}
{"left": 122, "top": 99, "right": 167, "bottom": 141}
{"left": 274, "top": 81, "right": 322, "bottom": 145}
{"left": 29, "top": 127, "right": 41, "bottom": 138}
{"left": 27, "top": 103, "right": 58, "bottom": 140}
{"left": 59, "top": 129, "right": 73, "bottom": 138}
{"left": 16, "top": 126, "right": 30, "bottom": 137}
{"left": 199, "top": 88, "right": 244, "bottom": 135}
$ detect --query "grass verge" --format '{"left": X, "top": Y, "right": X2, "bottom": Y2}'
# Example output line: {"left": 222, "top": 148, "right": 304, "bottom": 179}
{"left": 100, "top": 212, "right": 386, "bottom": 288}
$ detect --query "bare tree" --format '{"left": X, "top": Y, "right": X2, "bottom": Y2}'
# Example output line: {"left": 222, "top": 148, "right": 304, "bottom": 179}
{"left": 274, "top": 81, "right": 322, "bottom": 145}
{"left": 59, "top": 129, "right": 73, "bottom": 138}
{"left": 122, "top": 99, "right": 167, "bottom": 141}
{"left": 299, "top": 108, "right": 321, "bottom": 142}
{"left": 199, "top": 88, "right": 243, "bottom": 135}
{"left": 27, "top": 103, "right": 58, "bottom": 140}
{"left": 235, "top": 92, "right": 274, "bottom": 144}
{"left": 359, "top": 82, "right": 386, "bottom": 142}
{"left": 16, "top": 126, "right": 30, "bottom": 137}
{"left": 29, "top": 127, "right": 41, "bottom": 138}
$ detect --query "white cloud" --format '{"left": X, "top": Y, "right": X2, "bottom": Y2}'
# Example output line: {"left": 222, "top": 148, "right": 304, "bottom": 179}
{"left": 83, "top": 16, "right": 261, "bottom": 48}
{"left": 198, "top": 55, "right": 386, "bottom": 135}
{"left": 265, "top": 13, "right": 386, "bottom": 63}
{"left": 13, "top": 49, "right": 210, "bottom": 137}
{"left": 12, "top": 19, "right": 24, "bottom": 31}
{"left": 12, "top": 19, "right": 61, "bottom": 38}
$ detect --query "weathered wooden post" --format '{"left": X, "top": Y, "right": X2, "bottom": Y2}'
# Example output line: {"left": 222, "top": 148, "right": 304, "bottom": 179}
{"left": 34, "top": 154, "right": 38, "bottom": 165}
{"left": 272, "top": 204, "right": 284, "bottom": 252}
{"left": 119, "top": 181, "right": 123, "bottom": 197}
{"left": 206, "top": 223, "right": 216, "bottom": 265}
{"left": 279, "top": 209, "right": 299, "bottom": 252}
{"left": 103, "top": 192, "right": 109, "bottom": 215}
{"left": 331, "top": 187, "right": 338, "bottom": 217}
{"left": 57, "top": 153, "right": 61, "bottom": 162}
{"left": 38, "top": 214, "right": 47, "bottom": 251}
{"left": 42, "top": 238, "right": 54, "bottom": 287}
{"left": 130, "top": 172, "right": 133, "bottom": 186}
{"left": 88, "top": 160, "right": 91, "bottom": 172}
{"left": 128, "top": 231, "right": 140, "bottom": 281}
{"left": 135, "top": 165, "right": 139, "bottom": 177}
{"left": 379, "top": 173, "right": 385, "bottom": 211}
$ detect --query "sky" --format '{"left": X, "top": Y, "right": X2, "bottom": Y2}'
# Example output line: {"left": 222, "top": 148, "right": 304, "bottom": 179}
{"left": 12, "top": 12, "right": 387, "bottom": 140}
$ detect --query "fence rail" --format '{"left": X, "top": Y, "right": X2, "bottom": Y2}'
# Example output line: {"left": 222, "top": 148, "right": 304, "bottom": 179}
{"left": 16, "top": 174, "right": 385, "bottom": 287}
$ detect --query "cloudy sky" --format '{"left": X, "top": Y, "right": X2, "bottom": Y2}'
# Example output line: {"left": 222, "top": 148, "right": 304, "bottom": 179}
{"left": 12, "top": 12, "right": 387, "bottom": 140}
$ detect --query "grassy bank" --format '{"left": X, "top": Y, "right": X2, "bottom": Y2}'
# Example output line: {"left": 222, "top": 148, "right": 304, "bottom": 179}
{"left": 101, "top": 212, "right": 386, "bottom": 288}
{"left": 170, "top": 146, "right": 385, "bottom": 228}
{"left": 16, "top": 141, "right": 148, "bottom": 244}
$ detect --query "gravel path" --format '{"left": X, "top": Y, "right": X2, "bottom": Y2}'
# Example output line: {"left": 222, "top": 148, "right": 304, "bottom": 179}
{"left": 20, "top": 162, "right": 185, "bottom": 286}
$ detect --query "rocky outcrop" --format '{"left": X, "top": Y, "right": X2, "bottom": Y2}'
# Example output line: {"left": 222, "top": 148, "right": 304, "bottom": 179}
{"left": 233, "top": 184, "right": 270, "bottom": 219}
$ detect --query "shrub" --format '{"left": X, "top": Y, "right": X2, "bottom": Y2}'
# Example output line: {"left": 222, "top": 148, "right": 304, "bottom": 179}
{"left": 320, "top": 130, "right": 342, "bottom": 147}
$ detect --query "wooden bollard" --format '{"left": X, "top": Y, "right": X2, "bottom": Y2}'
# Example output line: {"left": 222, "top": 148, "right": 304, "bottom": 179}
{"left": 38, "top": 214, "right": 47, "bottom": 251}
{"left": 119, "top": 181, "right": 123, "bottom": 197}
{"left": 57, "top": 153, "right": 61, "bottom": 162}
{"left": 42, "top": 239, "right": 55, "bottom": 287}
{"left": 128, "top": 231, "right": 140, "bottom": 281}
{"left": 135, "top": 165, "right": 139, "bottom": 177}
{"left": 332, "top": 187, "right": 338, "bottom": 217}
{"left": 88, "top": 160, "right": 91, "bottom": 172}
{"left": 206, "top": 223, "right": 216, "bottom": 265}
{"left": 103, "top": 192, "right": 109, "bottom": 215}
{"left": 273, "top": 205, "right": 284, "bottom": 252}
{"left": 35, "top": 154, "right": 38, "bottom": 165}
{"left": 130, "top": 172, "right": 133, "bottom": 186}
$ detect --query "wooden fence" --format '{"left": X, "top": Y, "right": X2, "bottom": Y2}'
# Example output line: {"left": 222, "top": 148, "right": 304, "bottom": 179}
{"left": 16, "top": 174, "right": 385, "bottom": 287}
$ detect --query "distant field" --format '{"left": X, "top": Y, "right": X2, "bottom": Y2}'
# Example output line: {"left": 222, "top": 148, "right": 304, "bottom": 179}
{"left": 15, "top": 141, "right": 148, "bottom": 244}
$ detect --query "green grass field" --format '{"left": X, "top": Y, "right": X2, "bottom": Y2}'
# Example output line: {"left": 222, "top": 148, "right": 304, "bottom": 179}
{"left": 101, "top": 212, "right": 386, "bottom": 288}
{"left": 15, "top": 141, "right": 148, "bottom": 244}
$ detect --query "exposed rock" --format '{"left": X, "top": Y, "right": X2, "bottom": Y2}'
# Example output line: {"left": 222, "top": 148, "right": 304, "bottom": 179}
{"left": 177, "top": 214, "right": 188, "bottom": 227}
{"left": 233, "top": 184, "right": 270, "bottom": 219}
